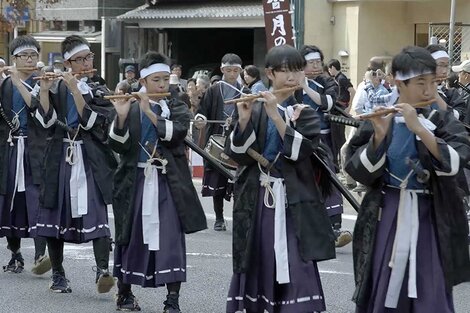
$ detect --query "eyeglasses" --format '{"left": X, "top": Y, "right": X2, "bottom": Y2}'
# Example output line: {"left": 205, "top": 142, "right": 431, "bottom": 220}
{"left": 15, "top": 53, "right": 39, "bottom": 60}
{"left": 69, "top": 53, "right": 94, "bottom": 64}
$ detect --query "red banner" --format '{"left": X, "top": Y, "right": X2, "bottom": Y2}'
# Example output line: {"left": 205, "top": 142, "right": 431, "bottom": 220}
{"left": 263, "top": 0, "right": 295, "bottom": 50}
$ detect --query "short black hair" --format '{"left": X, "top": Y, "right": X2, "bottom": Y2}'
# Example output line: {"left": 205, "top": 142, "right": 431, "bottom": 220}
{"left": 187, "top": 78, "right": 196, "bottom": 85}
{"left": 265, "top": 44, "right": 305, "bottom": 72}
{"left": 392, "top": 46, "right": 436, "bottom": 85}
{"left": 299, "top": 45, "right": 324, "bottom": 62}
{"left": 61, "top": 35, "right": 90, "bottom": 57}
{"left": 327, "top": 59, "right": 341, "bottom": 71}
{"left": 221, "top": 53, "right": 242, "bottom": 65}
{"left": 10, "top": 35, "right": 40, "bottom": 55}
{"left": 425, "top": 44, "right": 446, "bottom": 54}
{"left": 244, "top": 65, "right": 261, "bottom": 81}
{"left": 171, "top": 64, "right": 182, "bottom": 70}
{"left": 139, "top": 51, "right": 171, "bottom": 71}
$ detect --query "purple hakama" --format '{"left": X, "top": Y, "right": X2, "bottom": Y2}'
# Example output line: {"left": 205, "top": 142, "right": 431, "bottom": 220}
{"left": 113, "top": 168, "right": 186, "bottom": 288}
{"left": 0, "top": 139, "right": 40, "bottom": 238}
{"left": 356, "top": 186, "right": 455, "bottom": 313}
{"left": 35, "top": 142, "right": 110, "bottom": 243}
{"left": 227, "top": 187, "right": 326, "bottom": 313}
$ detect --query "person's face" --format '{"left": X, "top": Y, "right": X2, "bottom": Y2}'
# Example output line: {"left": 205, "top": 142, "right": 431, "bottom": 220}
{"left": 266, "top": 67, "right": 301, "bottom": 90}
{"left": 196, "top": 79, "right": 208, "bottom": 92}
{"left": 396, "top": 73, "right": 435, "bottom": 104}
{"left": 304, "top": 58, "right": 322, "bottom": 78}
{"left": 221, "top": 66, "right": 241, "bottom": 84}
{"left": 12, "top": 49, "right": 39, "bottom": 68}
{"left": 328, "top": 66, "right": 338, "bottom": 77}
{"left": 243, "top": 71, "right": 255, "bottom": 85}
{"left": 435, "top": 57, "right": 449, "bottom": 81}
{"left": 64, "top": 49, "right": 94, "bottom": 74}
{"left": 370, "top": 69, "right": 384, "bottom": 86}
{"left": 458, "top": 71, "right": 470, "bottom": 84}
{"left": 187, "top": 80, "right": 196, "bottom": 92}
{"left": 140, "top": 71, "right": 170, "bottom": 93}
{"left": 171, "top": 67, "right": 182, "bottom": 78}
{"left": 125, "top": 71, "right": 135, "bottom": 80}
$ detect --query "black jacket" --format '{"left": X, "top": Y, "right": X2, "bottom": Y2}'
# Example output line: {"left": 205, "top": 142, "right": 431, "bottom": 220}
{"left": 109, "top": 99, "right": 207, "bottom": 245}
{"left": 35, "top": 80, "right": 117, "bottom": 209}
{"left": 226, "top": 97, "right": 336, "bottom": 273}
{"left": 0, "top": 77, "right": 48, "bottom": 194}
{"left": 345, "top": 108, "right": 470, "bottom": 306}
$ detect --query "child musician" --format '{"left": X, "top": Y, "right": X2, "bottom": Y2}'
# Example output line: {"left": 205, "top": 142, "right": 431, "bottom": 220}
{"left": 345, "top": 46, "right": 470, "bottom": 312}
{"left": 226, "top": 44, "right": 335, "bottom": 313}
{"left": 0, "top": 35, "right": 50, "bottom": 275}
{"left": 34, "top": 35, "right": 116, "bottom": 294}
{"left": 109, "top": 51, "right": 207, "bottom": 312}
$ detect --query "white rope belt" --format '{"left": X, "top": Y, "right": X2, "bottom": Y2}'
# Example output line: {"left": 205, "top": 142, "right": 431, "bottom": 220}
{"left": 259, "top": 172, "right": 290, "bottom": 284}
{"left": 385, "top": 182, "right": 430, "bottom": 308}
{"left": 62, "top": 138, "right": 87, "bottom": 218}
{"left": 138, "top": 161, "right": 164, "bottom": 251}
{"left": 10, "top": 136, "right": 27, "bottom": 212}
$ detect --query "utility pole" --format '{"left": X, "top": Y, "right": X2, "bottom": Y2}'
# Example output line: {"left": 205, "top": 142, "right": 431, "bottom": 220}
{"left": 448, "top": 0, "right": 456, "bottom": 63}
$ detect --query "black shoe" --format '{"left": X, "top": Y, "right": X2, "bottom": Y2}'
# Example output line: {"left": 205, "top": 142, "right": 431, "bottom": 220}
{"left": 116, "top": 292, "right": 141, "bottom": 311}
{"left": 50, "top": 271, "right": 72, "bottom": 293}
{"left": 213, "top": 219, "right": 226, "bottom": 231}
{"left": 3, "top": 252, "right": 24, "bottom": 273}
{"left": 163, "top": 293, "right": 181, "bottom": 313}
{"left": 94, "top": 267, "right": 115, "bottom": 293}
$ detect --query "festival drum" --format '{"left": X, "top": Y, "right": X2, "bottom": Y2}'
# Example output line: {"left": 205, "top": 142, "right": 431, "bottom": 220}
{"left": 205, "top": 135, "right": 238, "bottom": 170}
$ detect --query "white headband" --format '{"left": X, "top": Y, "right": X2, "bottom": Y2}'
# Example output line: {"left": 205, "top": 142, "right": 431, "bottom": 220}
{"left": 140, "top": 63, "right": 171, "bottom": 78}
{"left": 63, "top": 44, "right": 90, "bottom": 61}
{"left": 394, "top": 70, "right": 434, "bottom": 81}
{"left": 304, "top": 52, "right": 321, "bottom": 61}
{"left": 431, "top": 51, "right": 449, "bottom": 60}
{"left": 12, "top": 45, "right": 38, "bottom": 56}
{"left": 221, "top": 62, "right": 242, "bottom": 69}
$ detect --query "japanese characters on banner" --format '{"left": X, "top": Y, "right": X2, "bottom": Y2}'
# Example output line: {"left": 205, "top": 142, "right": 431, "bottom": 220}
{"left": 262, "top": 0, "right": 295, "bottom": 49}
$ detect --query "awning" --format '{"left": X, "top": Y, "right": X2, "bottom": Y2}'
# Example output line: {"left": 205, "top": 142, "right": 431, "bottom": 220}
{"left": 32, "top": 30, "right": 102, "bottom": 43}
{"left": 117, "top": 1, "right": 264, "bottom": 28}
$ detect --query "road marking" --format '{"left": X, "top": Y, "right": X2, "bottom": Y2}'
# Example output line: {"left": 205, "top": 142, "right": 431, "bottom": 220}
{"left": 319, "top": 269, "right": 354, "bottom": 276}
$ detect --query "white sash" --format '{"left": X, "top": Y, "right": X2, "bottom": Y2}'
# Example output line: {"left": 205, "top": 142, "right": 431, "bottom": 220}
{"left": 259, "top": 172, "right": 290, "bottom": 284}
{"left": 68, "top": 141, "right": 88, "bottom": 218}
{"left": 139, "top": 162, "right": 160, "bottom": 251}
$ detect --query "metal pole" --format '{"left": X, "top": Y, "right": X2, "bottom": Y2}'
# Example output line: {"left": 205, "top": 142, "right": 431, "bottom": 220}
{"left": 448, "top": 0, "right": 456, "bottom": 63}
{"left": 101, "top": 16, "right": 106, "bottom": 80}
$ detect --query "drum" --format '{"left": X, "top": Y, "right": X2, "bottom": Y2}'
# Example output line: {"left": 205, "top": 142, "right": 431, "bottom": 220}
{"left": 205, "top": 135, "right": 238, "bottom": 170}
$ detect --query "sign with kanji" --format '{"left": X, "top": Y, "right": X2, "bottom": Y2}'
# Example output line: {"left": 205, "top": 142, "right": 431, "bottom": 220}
{"left": 263, "top": 0, "right": 294, "bottom": 49}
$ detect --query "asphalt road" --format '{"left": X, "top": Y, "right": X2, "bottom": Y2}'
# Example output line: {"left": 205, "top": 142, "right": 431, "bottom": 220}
{"left": 0, "top": 179, "right": 469, "bottom": 313}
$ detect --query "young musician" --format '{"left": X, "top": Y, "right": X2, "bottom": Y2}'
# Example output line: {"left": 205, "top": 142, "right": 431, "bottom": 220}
{"left": 226, "top": 44, "right": 335, "bottom": 313}
{"left": 109, "top": 51, "right": 207, "bottom": 312}
{"left": 0, "top": 35, "right": 51, "bottom": 275}
{"left": 34, "top": 35, "right": 116, "bottom": 293}
{"left": 194, "top": 53, "right": 249, "bottom": 231}
{"left": 345, "top": 46, "right": 470, "bottom": 312}
{"left": 299, "top": 45, "right": 351, "bottom": 248}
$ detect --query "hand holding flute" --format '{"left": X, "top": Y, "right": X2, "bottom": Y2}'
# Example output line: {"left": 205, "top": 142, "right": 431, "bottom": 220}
{"left": 355, "top": 99, "right": 435, "bottom": 120}
{"left": 223, "top": 85, "right": 301, "bottom": 104}
{"left": 33, "top": 69, "right": 97, "bottom": 80}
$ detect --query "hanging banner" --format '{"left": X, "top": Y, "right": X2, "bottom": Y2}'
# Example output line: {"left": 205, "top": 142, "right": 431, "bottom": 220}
{"left": 263, "top": 0, "right": 295, "bottom": 49}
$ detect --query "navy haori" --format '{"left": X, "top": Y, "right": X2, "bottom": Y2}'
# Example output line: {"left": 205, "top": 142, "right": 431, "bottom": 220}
{"left": 201, "top": 168, "right": 233, "bottom": 201}
{"left": 0, "top": 139, "right": 41, "bottom": 238}
{"left": 35, "top": 143, "right": 110, "bottom": 243}
{"left": 113, "top": 168, "right": 186, "bottom": 288}
{"left": 227, "top": 187, "right": 326, "bottom": 313}
{"left": 355, "top": 187, "right": 454, "bottom": 313}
